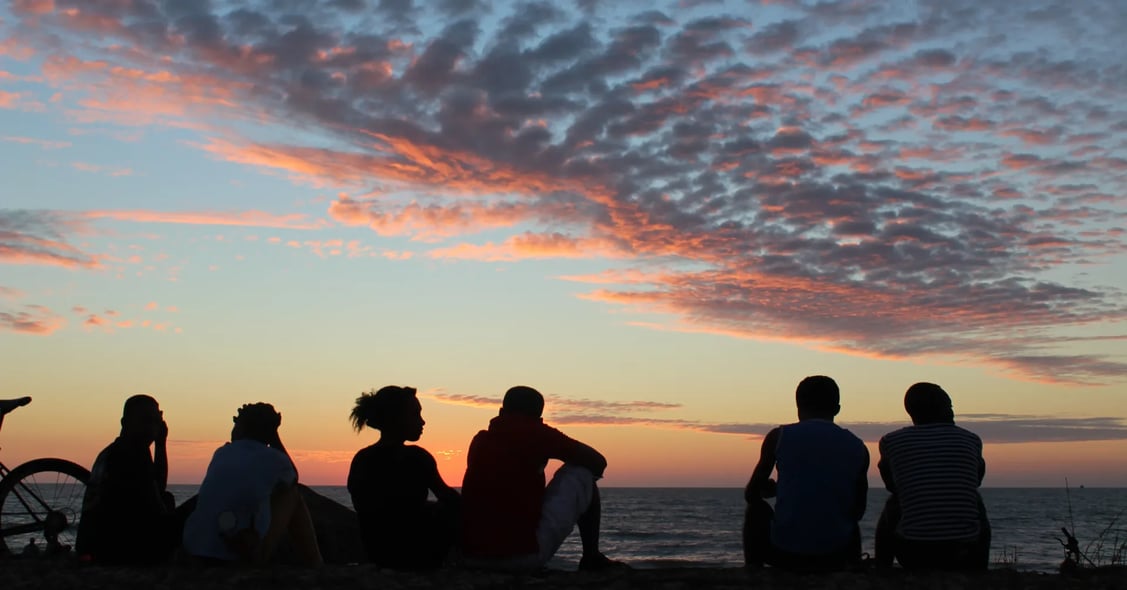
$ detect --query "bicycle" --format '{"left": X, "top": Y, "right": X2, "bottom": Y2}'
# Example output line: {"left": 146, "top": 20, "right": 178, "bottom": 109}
{"left": 0, "top": 397, "right": 91, "bottom": 556}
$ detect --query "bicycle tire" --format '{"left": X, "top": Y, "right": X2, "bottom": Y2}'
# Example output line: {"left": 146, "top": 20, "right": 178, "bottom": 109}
{"left": 0, "top": 458, "right": 90, "bottom": 555}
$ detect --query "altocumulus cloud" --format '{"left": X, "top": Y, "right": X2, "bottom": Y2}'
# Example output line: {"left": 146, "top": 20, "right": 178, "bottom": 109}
{"left": 3, "top": 0, "right": 1126, "bottom": 382}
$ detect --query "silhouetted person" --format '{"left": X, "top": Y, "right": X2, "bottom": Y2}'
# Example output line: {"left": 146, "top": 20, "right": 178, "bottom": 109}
{"left": 875, "top": 383, "right": 989, "bottom": 570}
{"left": 461, "top": 386, "right": 624, "bottom": 571}
{"left": 182, "top": 403, "right": 322, "bottom": 567}
{"left": 76, "top": 395, "right": 191, "bottom": 565}
{"left": 347, "top": 386, "right": 460, "bottom": 570}
{"left": 743, "top": 376, "right": 869, "bottom": 572}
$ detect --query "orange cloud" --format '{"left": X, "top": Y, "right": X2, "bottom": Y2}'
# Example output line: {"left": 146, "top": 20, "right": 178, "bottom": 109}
{"left": 0, "top": 237, "right": 100, "bottom": 269}
{"left": 1, "top": 135, "right": 72, "bottom": 149}
{"left": 330, "top": 198, "right": 516, "bottom": 238}
{"left": 429, "top": 232, "right": 628, "bottom": 262}
{"left": 0, "top": 38, "right": 35, "bottom": 60}
{"left": 13, "top": 0, "right": 55, "bottom": 15}
{"left": 71, "top": 161, "right": 133, "bottom": 176}
{"left": 204, "top": 134, "right": 605, "bottom": 201}
{"left": 83, "top": 209, "right": 328, "bottom": 230}
{"left": 79, "top": 308, "right": 177, "bottom": 334}
{"left": 1001, "top": 128, "right": 1059, "bottom": 146}
{"left": 40, "top": 54, "right": 254, "bottom": 130}
{"left": 428, "top": 392, "right": 681, "bottom": 414}
{"left": 1001, "top": 153, "right": 1044, "bottom": 170}
{"left": 0, "top": 305, "right": 65, "bottom": 335}
{"left": 0, "top": 90, "right": 44, "bottom": 111}
{"left": 933, "top": 116, "right": 994, "bottom": 132}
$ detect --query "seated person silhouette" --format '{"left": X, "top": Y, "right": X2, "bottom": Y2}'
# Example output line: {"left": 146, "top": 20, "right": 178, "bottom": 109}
{"left": 76, "top": 395, "right": 192, "bottom": 565}
{"left": 182, "top": 403, "right": 322, "bottom": 567}
{"left": 347, "top": 385, "right": 460, "bottom": 570}
{"left": 743, "top": 376, "right": 869, "bottom": 572}
{"left": 460, "top": 386, "right": 624, "bottom": 571}
{"left": 875, "top": 382, "right": 990, "bottom": 570}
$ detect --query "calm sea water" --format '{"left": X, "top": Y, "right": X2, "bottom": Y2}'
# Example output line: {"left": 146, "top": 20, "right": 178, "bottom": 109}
{"left": 7, "top": 482, "right": 1121, "bottom": 572}
{"left": 169, "top": 485, "right": 1126, "bottom": 572}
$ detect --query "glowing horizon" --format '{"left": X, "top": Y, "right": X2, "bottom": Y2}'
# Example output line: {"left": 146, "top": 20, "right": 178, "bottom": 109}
{"left": 1, "top": 0, "right": 1125, "bottom": 487}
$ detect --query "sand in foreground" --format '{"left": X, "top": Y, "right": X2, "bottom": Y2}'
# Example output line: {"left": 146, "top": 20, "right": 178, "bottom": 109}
{"left": 2, "top": 561, "right": 1126, "bottom": 590}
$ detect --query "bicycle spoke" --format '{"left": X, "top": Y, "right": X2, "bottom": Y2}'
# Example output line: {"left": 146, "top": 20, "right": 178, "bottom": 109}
{"left": 2, "top": 471, "right": 85, "bottom": 545}
{"left": 0, "top": 459, "right": 90, "bottom": 553}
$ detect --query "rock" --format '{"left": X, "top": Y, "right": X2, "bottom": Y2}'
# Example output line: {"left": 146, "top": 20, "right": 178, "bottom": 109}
{"left": 297, "top": 484, "right": 366, "bottom": 565}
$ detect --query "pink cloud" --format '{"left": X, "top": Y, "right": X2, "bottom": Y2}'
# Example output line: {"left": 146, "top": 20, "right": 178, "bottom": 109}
{"left": 0, "top": 90, "right": 38, "bottom": 110}
{"left": 70, "top": 161, "right": 133, "bottom": 176}
{"left": 933, "top": 116, "right": 994, "bottom": 132}
{"left": 860, "top": 90, "right": 911, "bottom": 110}
{"left": 428, "top": 392, "right": 681, "bottom": 414}
{"left": 0, "top": 305, "right": 64, "bottom": 335}
{"left": 328, "top": 197, "right": 582, "bottom": 242}
{"left": 1001, "top": 128, "right": 1060, "bottom": 146}
{"left": 83, "top": 209, "right": 328, "bottom": 230}
{"left": 38, "top": 52, "right": 256, "bottom": 130}
{"left": 1001, "top": 153, "right": 1045, "bottom": 170}
{"left": 1, "top": 136, "right": 72, "bottom": 149}
{"left": 203, "top": 135, "right": 600, "bottom": 200}
{"left": 0, "top": 234, "right": 100, "bottom": 269}
{"left": 12, "top": 0, "right": 55, "bottom": 15}
{"left": 7, "top": 1, "right": 1123, "bottom": 385}
{"left": 429, "top": 233, "right": 628, "bottom": 262}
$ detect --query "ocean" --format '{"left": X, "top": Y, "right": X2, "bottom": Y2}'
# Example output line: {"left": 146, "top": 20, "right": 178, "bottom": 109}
{"left": 176, "top": 485, "right": 1127, "bottom": 572}
{"left": 6, "top": 483, "right": 1124, "bottom": 572}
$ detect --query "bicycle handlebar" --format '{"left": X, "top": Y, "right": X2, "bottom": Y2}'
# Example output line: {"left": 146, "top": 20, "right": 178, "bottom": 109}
{"left": 0, "top": 397, "right": 32, "bottom": 417}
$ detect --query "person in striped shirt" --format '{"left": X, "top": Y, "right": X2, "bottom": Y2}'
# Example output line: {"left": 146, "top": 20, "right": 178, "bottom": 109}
{"left": 875, "top": 383, "right": 990, "bottom": 570}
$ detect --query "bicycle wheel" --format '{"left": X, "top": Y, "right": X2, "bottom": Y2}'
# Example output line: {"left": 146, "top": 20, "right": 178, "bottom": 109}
{"left": 0, "top": 458, "right": 90, "bottom": 555}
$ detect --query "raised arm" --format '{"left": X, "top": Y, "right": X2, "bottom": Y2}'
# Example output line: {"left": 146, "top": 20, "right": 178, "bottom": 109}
{"left": 745, "top": 427, "right": 780, "bottom": 502}
{"left": 153, "top": 419, "right": 169, "bottom": 491}
{"left": 556, "top": 440, "right": 608, "bottom": 478}
{"left": 267, "top": 412, "right": 299, "bottom": 482}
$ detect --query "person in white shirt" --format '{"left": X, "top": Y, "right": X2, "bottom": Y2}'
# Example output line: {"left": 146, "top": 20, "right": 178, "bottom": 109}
{"left": 183, "top": 403, "right": 322, "bottom": 566}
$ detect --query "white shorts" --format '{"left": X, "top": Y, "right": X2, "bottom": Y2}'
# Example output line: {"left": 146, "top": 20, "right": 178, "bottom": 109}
{"left": 534, "top": 463, "right": 596, "bottom": 564}
{"left": 465, "top": 464, "right": 596, "bottom": 570}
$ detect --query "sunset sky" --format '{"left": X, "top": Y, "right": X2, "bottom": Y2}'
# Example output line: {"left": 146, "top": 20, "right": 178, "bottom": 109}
{"left": 1, "top": 0, "right": 1125, "bottom": 487}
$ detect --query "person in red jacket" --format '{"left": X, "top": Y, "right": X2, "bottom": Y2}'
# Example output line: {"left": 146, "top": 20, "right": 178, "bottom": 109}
{"left": 460, "top": 386, "right": 624, "bottom": 571}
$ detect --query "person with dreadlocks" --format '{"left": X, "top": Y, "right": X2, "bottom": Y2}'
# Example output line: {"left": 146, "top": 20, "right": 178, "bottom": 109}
{"left": 347, "top": 386, "right": 460, "bottom": 570}
{"left": 182, "top": 403, "right": 322, "bottom": 567}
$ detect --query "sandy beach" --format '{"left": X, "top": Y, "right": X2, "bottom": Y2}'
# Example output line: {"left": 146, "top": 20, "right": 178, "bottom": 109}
{"left": 2, "top": 560, "right": 1125, "bottom": 590}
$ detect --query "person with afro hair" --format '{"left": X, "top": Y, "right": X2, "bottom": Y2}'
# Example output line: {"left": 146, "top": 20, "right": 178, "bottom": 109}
{"left": 182, "top": 403, "right": 322, "bottom": 567}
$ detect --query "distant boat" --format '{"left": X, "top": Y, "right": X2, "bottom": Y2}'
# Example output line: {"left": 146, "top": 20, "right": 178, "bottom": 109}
{"left": 1079, "top": 484, "right": 1085, "bottom": 489}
